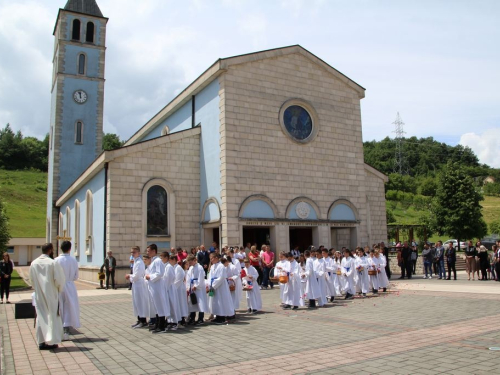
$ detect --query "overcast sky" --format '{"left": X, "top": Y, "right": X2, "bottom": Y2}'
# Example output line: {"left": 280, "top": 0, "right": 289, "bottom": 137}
{"left": 0, "top": 0, "right": 499, "bottom": 167}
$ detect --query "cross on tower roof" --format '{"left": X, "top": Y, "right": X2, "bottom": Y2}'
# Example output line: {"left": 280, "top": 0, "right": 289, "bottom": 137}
{"left": 64, "top": 0, "right": 103, "bottom": 17}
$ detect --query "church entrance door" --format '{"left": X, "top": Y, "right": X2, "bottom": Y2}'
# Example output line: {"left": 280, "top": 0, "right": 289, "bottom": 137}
{"left": 289, "top": 227, "right": 313, "bottom": 252}
{"left": 243, "top": 227, "right": 270, "bottom": 251}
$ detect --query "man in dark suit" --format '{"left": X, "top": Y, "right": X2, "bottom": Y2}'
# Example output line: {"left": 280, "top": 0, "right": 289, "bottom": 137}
{"left": 401, "top": 241, "right": 412, "bottom": 279}
{"left": 104, "top": 251, "right": 117, "bottom": 289}
{"left": 197, "top": 245, "right": 210, "bottom": 275}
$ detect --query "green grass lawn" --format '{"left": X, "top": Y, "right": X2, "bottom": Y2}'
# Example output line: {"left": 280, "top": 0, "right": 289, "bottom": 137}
{"left": 482, "top": 195, "right": 500, "bottom": 228}
{"left": 0, "top": 169, "right": 47, "bottom": 238}
{"left": 10, "top": 269, "right": 29, "bottom": 289}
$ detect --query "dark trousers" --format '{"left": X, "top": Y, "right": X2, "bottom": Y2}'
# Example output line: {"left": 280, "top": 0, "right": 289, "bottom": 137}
{"left": 447, "top": 262, "right": 456, "bottom": 280}
{"left": 1, "top": 277, "right": 11, "bottom": 300}
{"left": 254, "top": 265, "right": 263, "bottom": 285}
{"left": 385, "top": 262, "right": 391, "bottom": 280}
{"left": 411, "top": 260, "right": 417, "bottom": 274}
{"left": 480, "top": 263, "right": 489, "bottom": 280}
{"left": 129, "top": 267, "right": 133, "bottom": 288}
{"left": 262, "top": 266, "right": 274, "bottom": 288}
{"left": 402, "top": 261, "right": 412, "bottom": 279}
{"left": 106, "top": 269, "right": 115, "bottom": 288}
{"left": 189, "top": 311, "right": 204, "bottom": 322}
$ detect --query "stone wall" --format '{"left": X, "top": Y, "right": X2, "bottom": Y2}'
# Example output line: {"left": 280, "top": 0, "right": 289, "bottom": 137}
{"left": 106, "top": 128, "right": 201, "bottom": 266}
{"left": 219, "top": 50, "right": 386, "bottom": 248}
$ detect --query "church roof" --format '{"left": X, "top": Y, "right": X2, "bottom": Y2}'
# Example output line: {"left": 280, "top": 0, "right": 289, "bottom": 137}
{"left": 64, "top": 0, "right": 103, "bottom": 17}
{"left": 126, "top": 45, "right": 365, "bottom": 146}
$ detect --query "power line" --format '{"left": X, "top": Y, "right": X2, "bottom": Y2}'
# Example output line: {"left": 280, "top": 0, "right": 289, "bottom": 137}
{"left": 392, "top": 112, "right": 408, "bottom": 175}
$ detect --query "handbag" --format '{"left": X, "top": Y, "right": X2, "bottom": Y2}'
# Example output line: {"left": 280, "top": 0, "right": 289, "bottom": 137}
{"left": 189, "top": 291, "right": 198, "bottom": 305}
{"left": 98, "top": 272, "right": 105, "bottom": 281}
{"left": 368, "top": 270, "right": 377, "bottom": 276}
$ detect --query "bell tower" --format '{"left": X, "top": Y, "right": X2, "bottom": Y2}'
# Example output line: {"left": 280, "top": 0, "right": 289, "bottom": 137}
{"left": 46, "top": 0, "right": 107, "bottom": 243}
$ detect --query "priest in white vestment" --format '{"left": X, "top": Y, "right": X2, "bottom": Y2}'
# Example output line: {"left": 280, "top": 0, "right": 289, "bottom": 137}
{"left": 29, "top": 243, "right": 66, "bottom": 350}
{"left": 125, "top": 246, "right": 149, "bottom": 328}
{"left": 55, "top": 241, "right": 81, "bottom": 341}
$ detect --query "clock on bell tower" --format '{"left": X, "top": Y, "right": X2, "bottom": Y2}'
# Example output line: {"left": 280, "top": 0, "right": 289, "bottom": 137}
{"left": 46, "top": 0, "right": 107, "bottom": 243}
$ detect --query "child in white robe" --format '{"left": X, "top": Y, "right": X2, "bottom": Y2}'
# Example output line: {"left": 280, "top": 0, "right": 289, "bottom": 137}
{"left": 160, "top": 252, "right": 180, "bottom": 330}
{"left": 367, "top": 250, "right": 380, "bottom": 294}
{"left": 341, "top": 249, "right": 356, "bottom": 299}
{"left": 170, "top": 256, "right": 189, "bottom": 327}
{"left": 305, "top": 249, "right": 321, "bottom": 308}
{"left": 354, "top": 248, "right": 370, "bottom": 297}
{"left": 323, "top": 249, "right": 338, "bottom": 302}
{"left": 143, "top": 256, "right": 157, "bottom": 327}
{"left": 221, "top": 257, "right": 238, "bottom": 319}
{"left": 283, "top": 253, "right": 303, "bottom": 309}
{"left": 125, "top": 246, "right": 149, "bottom": 328}
{"left": 313, "top": 251, "right": 327, "bottom": 307}
{"left": 185, "top": 255, "right": 208, "bottom": 325}
{"left": 375, "top": 248, "right": 389, "bottom": 291}
{"left": 275, "top": 252, "right": 290, "bottom": 305}
{"left": 334, "top": 252, "right": 345, "bottom": 295}
{"left": 208, "top": 253, "right": 234, "bottom": 324}
{"left": 299, "top": 255, "right": 307, "bottom": 306}
{"left": 243, "top": 259, "right": 262, "bottom": 313}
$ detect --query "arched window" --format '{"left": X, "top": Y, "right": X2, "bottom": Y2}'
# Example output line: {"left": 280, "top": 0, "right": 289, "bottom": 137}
{"left": 86, "top": 22, "right": 95, "bottom": 43}
{"left": 75, "top": 121, "right": 83, "bottom": 144}
{"left": 72, "top": 19, "right": 81, "bottom": 41}
{"left": 74, "top": 200, "right": 80, "bottom": 256}
{"left": 85, "top": 190, "right": 93, "bottom": 255}
{"left": 65, "top": 207, "right": 71, "bottom": 238}
{"left": 147, "top": 185, "right": 168, "bottom": 235}
{"left": 58, "top": 212, "right": 64, "bottom": 250}
{"left": 78, "top": 53, "right": 86, "bottom": 75}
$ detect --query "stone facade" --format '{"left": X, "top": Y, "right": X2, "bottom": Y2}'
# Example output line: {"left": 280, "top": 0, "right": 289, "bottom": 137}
{"left": 106, "top": 128, "right": 201, "bottom": 265}
{"left": 218, "top": 48, "right": 387, "bottom": 250}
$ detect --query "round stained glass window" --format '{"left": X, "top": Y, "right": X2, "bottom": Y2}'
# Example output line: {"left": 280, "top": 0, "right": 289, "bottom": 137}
{"left": 283, "top": 105, "right": 313, "bottom": 141}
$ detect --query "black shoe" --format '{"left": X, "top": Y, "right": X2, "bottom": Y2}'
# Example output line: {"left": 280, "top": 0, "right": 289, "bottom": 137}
{"left": 195, "top": 320, "right": 204, "bottom": 325}
{"left": 330, "top": 297, "right": 335, "bottom": 302}
{"left": 446, "top": 278, "right": 451, "bottom": 280}
{"left": 128, "top": 287, "right": 132, "bottom": 290}
{"left": 283, "top": 305, "right": 291, "bottom": 309}
{"left": 131, "top": 321, "right": 141, "bottom": 328}
{"left": 247, "top": 308, "right": 252, "bottom": 313}
{"left": 39, "top": 343, "right": 58, "bottom": 350}
{"left": 292, "top": 306, "right": 299, "bottom": 310}
{"left": 383, "top": 288, "right": 387, "bottom": 292}
{"left": 398, "top": 277, "right": 404, "bottom": 279}
{"left": 252, "top": 309, "right": 258, "bottom": 314}
{"left": 133, "top": 322, "right": 148, "bottom": 329}
{"left": 186, "top": 319, "right": 196, "bottom": 326}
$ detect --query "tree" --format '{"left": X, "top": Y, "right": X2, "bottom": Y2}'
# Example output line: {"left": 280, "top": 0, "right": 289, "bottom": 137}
{"left": 431, "top": 161, "right": 488, "bottom": 244}
{"left": 0, "top": 199, "right": 11, "bottom": 254}
{"left": 490, "top": 220, "right": 500, "bottom": 235}
{"left": 103, "top": 133, "right": 124, "bottom": 151}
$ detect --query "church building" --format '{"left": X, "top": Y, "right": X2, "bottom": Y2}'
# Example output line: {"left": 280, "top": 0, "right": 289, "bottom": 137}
{"left": 47, "top": 0, "right": 388, "bottom": 282}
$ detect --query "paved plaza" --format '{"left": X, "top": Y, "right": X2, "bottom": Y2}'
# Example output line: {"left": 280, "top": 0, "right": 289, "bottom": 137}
{"left": 1, "top": 273, "right": 500, "bottom": 375}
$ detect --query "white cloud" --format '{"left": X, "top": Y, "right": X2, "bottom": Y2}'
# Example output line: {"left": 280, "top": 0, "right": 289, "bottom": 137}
{"left": 460, "top": 128, "right": 500, "bottom": 168}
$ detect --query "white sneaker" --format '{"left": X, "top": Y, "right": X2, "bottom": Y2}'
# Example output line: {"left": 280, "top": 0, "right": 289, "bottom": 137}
{"left": 422, "top": 276, "right": 427, "bottom": 279}
{"left": 63, "top": 333, "right": 70, "bottom": 341}
{"left": 428, "top": 275, "right": 432, "bottom": 279}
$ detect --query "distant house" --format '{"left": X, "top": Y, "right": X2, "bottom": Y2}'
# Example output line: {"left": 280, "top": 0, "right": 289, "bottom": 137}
{"left": 6, "top": 238, "right": 45, "bottom": 266}
{"left": 484, "top": 176, "right": 496, "bottom": 184}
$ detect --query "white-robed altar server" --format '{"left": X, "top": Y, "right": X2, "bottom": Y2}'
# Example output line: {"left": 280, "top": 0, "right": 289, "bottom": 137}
{"left": 126, "top": 246, "right": 150, "bottom": 328}
{"left": 30, "top": 243, "right": 66, "bottom": 350}
{"left": 185, "top": 255, "right": 208, "bottom": 325}
{"left": 341, "top": 249, "right": 356, "bottom": 299}
{"left": 375, "top": 248, "right": 389, "bottom": 292}
{"left": 334, "top": 252, "right": 345, "bottom": 294}
{"left": 243, "top": 258, "right": 263, "bottom": 313}
{"left": 283, "top": 253, "right": 302, "bottom": 309}
{"left": 145, "top": 245, "right": 169, "bottom": 333}
{"left": 208, "top": 253, "right": 235, "bottom": 324}
{"left": 171, "top": 255, "right": 189, "bottom": 326}
{"left": 322, "top": 249, "right": 338, "bottom": 302}
{"left": 275, "top": 252, "right": 290, "bottom": 304}
{"left": 143, "top": 255, "right": 157, "bottom": 325}
{"left": 304, "top": 249, "right": 321, "bottom": 308}
{"left": 161, "top": 253, "right": 180, "bottom": 331}
{"left": 368, "top": 250, "right": 380, "bottom": 293}
{"left": 223, "top": 257, "right": 242, "bottom": 314}
{"left": 55, "top": 241, "right": 81, "bottom": 341}
{"left": 313, "top": 251, "right": 327, "bottom": 307}
{"left": 354, "top": 248, "right": 370, "bottom": 297}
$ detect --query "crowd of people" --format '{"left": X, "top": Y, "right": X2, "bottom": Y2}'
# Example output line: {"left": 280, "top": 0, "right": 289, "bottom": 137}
{"left": 397, "top": 239, "right": 500, "bottom": 281}
{"left": 124, "top": 243, "right": 392, "bottom": 333}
